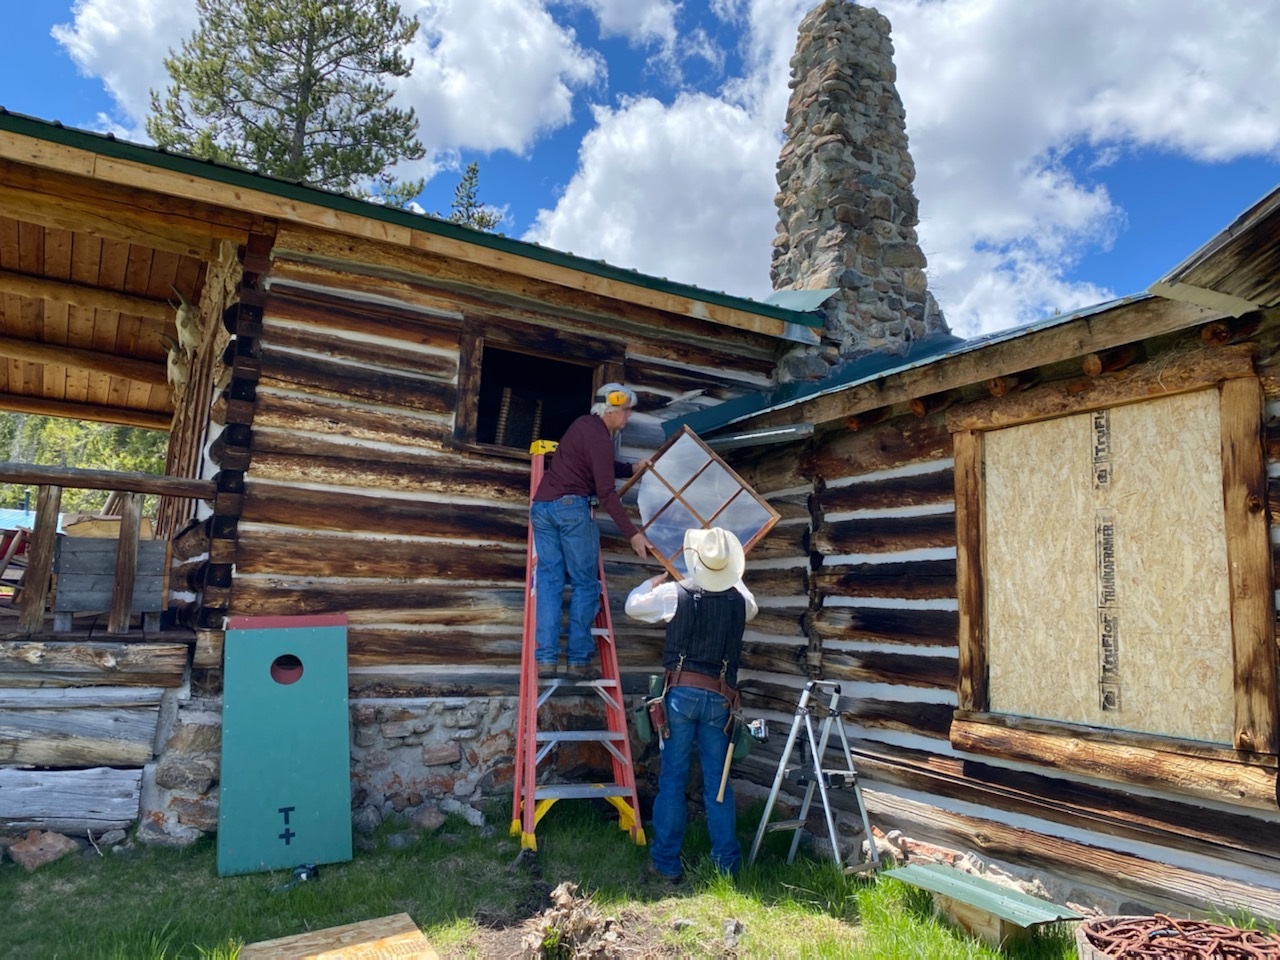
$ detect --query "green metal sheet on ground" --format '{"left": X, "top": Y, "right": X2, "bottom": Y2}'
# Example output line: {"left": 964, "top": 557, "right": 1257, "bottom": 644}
{"left": 217, "top": 614, "right": 352, "bottom": 877}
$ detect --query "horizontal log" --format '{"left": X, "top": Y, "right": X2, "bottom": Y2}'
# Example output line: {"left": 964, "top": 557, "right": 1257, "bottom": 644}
{"left": 264, "top": 283, "right": 462, "bottom": 350}
{"left": 237, "top": 534, "right": 525, "bottom": 581}
{"left": 815, "top": 469, "right": 954, "bottom": 514}
{"left": 240, "top": 485, "right": 528, "bottom": 541}
{"left": 250, "top": 408, "right": 451, "bottom": 461}
{"left": 0, "top": 392, "right": 172, "bottom": 431}
{"left": 965, "top": 760, "right": 1280, "bottom": 866}
{"left": 0, "top": 463, "right": 212, "bottom": 499}
{"left": 747, "top": 608, "right": 807, "bottom": 638}
{"left": 262, "top": 317, "right": 458, "bottom": 381}
{"left": 846, "top": 698, "right": 954, "bottom": 738}
{"left": 0, "top": 641, "right": 189, "bottom": 687}
{"left": 257, "top": 348, "right": 455, "bottom": 415}
{"left": 856, "top": 787, "right": 1280, "bottom": 919}
{"left": 730, "top": 442, "right": 815, "bottom": 495}
{"left": 812, "top": 559, "right": 957, "bottom": 601}
{"left": 0, "top": 687, "right": 166, "bottom": 708}
{"left": 0, "top": 706, "right": 158, "bottom": 766}
{"left": 812, "top": 514, "right": 956, "bottom": 555}
{"left": 0, "top": 334, "right": 166, "bottom": 386}
{"left": 247, "top": 450, "right": 527, "bottom": 503}
{"left": 230, "top": 582, "right": 526, "bottom": 619}
{"left": 951, "top": 715, "right": 1278, "bottom": 812}
{"left": 272, "top": 225, "right": 785, "bottom": 359}
{"left": 810, "top": 606, "right": 958, "bottom": 647}
{"left": 947, "top": 342, "right": 1257, "bottom": 432}
{"left": 0, "top": 766, "right": 141, "bottom": 833}
{"left": 741, "top": 522, "right": 808, "bottom": 561}
{"left": 740, "top": 638, "right": 810, "bottom": 677}
{"left": 0, "top": 267, "right": 173, "bottom": 321}
{"left": 803, "top": 412, "right": 952, "bottom": 478}
{"left": 820, "top": 649, "right": 958, "bottom": 690}
{"left": 624, "top": 356, "right": 763, "bottom": 403}
{"left": 741, "top": 566, "right": 807, "bottom": 598}
{"left": 346, "top": 627, "right": 665, "bottom": 669}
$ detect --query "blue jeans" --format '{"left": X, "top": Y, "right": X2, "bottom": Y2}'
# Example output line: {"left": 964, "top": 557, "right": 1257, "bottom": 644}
{"left": 531, "top": 497, "right": 601, "bottom": 665}
{"left": 650, "top": 685, "right": 741, "bottom": 878}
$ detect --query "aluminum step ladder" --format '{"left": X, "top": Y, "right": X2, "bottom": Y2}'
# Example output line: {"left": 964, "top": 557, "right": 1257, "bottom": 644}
{"left": 510, "top": 441, "right": 644, "bottom": 852}
{"left": 748, "top": 679, "right": 878, "bottom": 874}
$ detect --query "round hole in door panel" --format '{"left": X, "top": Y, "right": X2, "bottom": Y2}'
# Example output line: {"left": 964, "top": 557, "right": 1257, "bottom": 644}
{"left": 271, "top": 654, "right": 304, "bottom": 685}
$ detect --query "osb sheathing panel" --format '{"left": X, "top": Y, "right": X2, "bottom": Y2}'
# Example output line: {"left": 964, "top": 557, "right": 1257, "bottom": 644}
{"left": 984, "top": 388, "right": 1235, "bottom": 744}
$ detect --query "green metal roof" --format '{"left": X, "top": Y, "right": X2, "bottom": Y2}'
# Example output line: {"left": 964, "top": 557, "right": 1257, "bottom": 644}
{"left": 0, "top": 109, "right": 822, "bottom": 330}
{"left": 884, "top": 863, "right": 1083, "bottom": 928}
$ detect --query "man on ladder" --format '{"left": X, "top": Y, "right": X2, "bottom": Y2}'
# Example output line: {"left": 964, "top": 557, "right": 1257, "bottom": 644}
{"left": 511, "top": 383, "right": 649, "bottom": 852}
{"left": 529, "top": 382, "right": 650, "bottom": 680}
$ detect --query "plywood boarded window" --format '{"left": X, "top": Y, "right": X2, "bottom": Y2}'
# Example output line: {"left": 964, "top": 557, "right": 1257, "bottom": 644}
{"left": 949, "top": 349, "right": 1278, "bottom": 810}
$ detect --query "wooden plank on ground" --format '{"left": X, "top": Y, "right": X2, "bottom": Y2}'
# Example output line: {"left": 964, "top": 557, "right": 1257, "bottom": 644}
{"left": 239, "top": 912, "right": 438, "bottom": 959}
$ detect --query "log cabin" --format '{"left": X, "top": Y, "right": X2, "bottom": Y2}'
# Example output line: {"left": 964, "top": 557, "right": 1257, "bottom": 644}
{"left": 0, "top": 107, "right": 822, "bottom": 843}
{"left": 0, "top": 99, "right": 1277, "bottom": 921}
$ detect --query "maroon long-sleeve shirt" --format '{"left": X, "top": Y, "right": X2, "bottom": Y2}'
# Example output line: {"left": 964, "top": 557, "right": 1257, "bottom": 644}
{"left": 533, "top": 414, "right": 640, "bottom": 539}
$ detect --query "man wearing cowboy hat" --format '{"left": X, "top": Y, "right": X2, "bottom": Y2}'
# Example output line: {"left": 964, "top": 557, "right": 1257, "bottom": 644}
{"left": 531, "top": 382, "right": 651, "bottom": 682}
{"left": 624, "top": 526, "right": 758, "bottom": 882}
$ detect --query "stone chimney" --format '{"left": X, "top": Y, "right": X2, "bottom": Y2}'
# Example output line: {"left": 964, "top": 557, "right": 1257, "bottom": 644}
{"left": 773, "top": 0, "right": 948, "bottom": 381}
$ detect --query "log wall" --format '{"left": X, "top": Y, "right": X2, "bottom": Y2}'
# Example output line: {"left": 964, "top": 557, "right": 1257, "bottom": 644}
{"left": 760, "top": 320, "right": 1280, "bottom": 918}
{"left": 210, "top": 225, "right": 789, "bottom": 697}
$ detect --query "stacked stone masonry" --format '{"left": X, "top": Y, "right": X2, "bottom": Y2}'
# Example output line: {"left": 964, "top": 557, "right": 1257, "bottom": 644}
{"left": 774, "top": 0, "right": 948, "bottom": 380}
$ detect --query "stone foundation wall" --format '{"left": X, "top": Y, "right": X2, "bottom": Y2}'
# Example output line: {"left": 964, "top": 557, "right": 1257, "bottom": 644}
{"left": 773, "top": 0, "right": 949, "bottom": 380}
{"left": 138, "top": 693, "right": 655, "bottom": 843}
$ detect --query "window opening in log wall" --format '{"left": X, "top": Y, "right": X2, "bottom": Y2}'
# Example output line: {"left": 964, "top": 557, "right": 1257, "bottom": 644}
{"left": 475, "top": 347, "right": 594, "bottom": 451}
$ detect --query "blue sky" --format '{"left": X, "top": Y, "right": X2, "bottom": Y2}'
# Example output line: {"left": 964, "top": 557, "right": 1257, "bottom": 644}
{"left": 3, "top": 0, "right": 1278, "bottom": 337}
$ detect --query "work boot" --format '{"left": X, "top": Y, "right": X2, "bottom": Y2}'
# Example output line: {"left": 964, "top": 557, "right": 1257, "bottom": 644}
{"left": 565, "top": 663, "right": 601, "bottom": 682}
{"left": 537, "top": 663, "right": 558, "bottom": 680}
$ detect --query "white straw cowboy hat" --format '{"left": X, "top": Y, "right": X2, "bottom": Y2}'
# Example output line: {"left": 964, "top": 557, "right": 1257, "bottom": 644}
{"left": 683, "top": 527, "right": 745, "bottom": 592}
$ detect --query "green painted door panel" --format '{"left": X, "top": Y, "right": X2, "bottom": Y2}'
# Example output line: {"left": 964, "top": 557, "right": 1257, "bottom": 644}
{"left": 217, "top": 614, "right": 352, "bottom": 877}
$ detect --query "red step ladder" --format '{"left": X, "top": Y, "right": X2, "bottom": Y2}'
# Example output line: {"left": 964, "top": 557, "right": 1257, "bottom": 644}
{"left": 511, "top": 441, "right": 645, "bottom": 851}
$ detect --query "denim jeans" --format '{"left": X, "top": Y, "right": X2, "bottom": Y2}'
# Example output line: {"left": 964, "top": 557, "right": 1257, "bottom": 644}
{"left": 649, "top": 685, "right": 741, "bottom": 878}
{"left": 530, "top": 496, "right": 601, "bottom": 665}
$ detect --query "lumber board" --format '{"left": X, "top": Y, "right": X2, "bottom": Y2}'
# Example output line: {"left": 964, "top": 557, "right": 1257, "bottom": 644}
{"left": 0, "top": 766, "right": 141, "bottom": 831}
{"left": 1218, "top": 377, "right": 1279, "bottom": 753}
{"left": 0, "top": 705, "right": 158, "bottom": 766}
{"left": 240, "top": 912, "right": 438, "bottom": 960}
{"left": 0, "top": 687, "right": 166, "bottom": 708}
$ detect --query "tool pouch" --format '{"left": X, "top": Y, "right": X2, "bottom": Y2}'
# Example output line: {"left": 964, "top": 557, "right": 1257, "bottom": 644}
{"left": 631, "top": 700, "right": 653, "bottom": 743}
{"left": 647, "top": 696, "right": 670, "bottom": 740}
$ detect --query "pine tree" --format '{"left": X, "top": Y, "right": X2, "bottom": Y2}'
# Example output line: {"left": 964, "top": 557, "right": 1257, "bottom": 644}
{"left": 443, "top": 161, "right": 503, "bottom": 232}
{"left": 147, "top": 0, "right": 426, "bottom": 206}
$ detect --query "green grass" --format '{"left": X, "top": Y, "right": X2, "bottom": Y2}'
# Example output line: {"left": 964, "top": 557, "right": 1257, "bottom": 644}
{"left": 2, "top": 801, "right": 1077, "bottom": 959}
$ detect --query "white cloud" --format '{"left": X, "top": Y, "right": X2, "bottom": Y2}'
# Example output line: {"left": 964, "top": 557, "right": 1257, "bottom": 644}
{"left": 876, "top": 0, "right": 1280, "bottom": 333}
{"left": 401, "top": 0, "right": 602, "bottom": 158}
{"left": 51, "top": 0, "right": 197, "bottom": 136}
{"left": 524, "top": 94, "right": 781, "bottom": 299}
{"left": 558, "top": 0, "right": 679, "bottom": 48}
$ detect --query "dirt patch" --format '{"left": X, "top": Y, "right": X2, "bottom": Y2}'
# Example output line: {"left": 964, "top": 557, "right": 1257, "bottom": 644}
{"left": 450, "top": 882, "right": 711, "bottom": 958}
